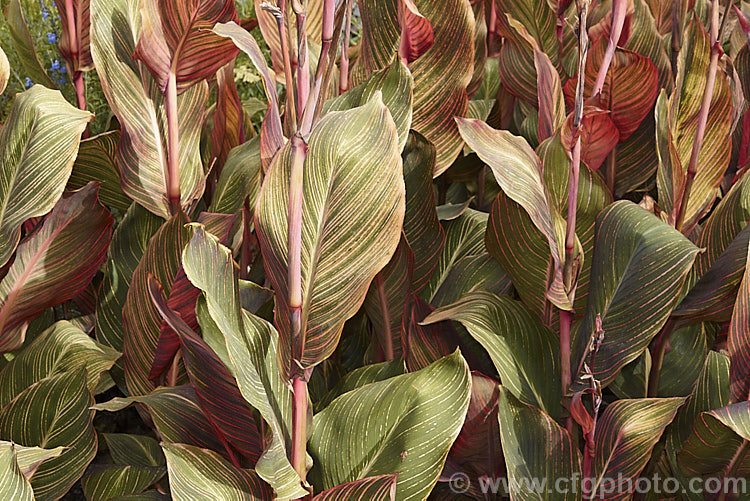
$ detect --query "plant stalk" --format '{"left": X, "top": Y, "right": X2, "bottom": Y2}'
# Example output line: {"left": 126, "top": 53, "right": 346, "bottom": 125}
{"left": 291, "top": 375, "right": 308, "bottom": 480}
{"left": 339, "top": 0, "right": 354, "bottom": 94}
{"left": 64, "top": 0, "right": 87, "bottom": 137}
{"left": 293, "top": 1, "right": 310, "bottom": 121}
{"left": 298, "top": 0, "right": 335, "bottom": 137}
{"left": 647, "top": 318, "right": 676, "bottom": 397}
{"left": 671, "top": 0, "right": 682, "bottom": 80}
{"left": 590, "top": 0, "right": 626, "bottom": 98}
{"left": 165, "top": 69, "right": 181, "bottom": 215}
{"left": 673, "top": 0, "right": 722, "bottom": 232}
{"left": 275, "top": 0, "right": 297, "bottom": 133}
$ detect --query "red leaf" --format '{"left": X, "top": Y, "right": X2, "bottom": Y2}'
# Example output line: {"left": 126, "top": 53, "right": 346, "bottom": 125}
{"left": 402, "top": 294, "right": 458, "bottom": 371}
{"left": 561, "top": 106, "right": 620, "bottom": 172}
{"left": 399, "top": 0, "right": 434, "bottom": 64}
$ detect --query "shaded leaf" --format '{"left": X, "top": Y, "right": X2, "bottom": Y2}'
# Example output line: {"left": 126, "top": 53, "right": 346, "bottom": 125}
{"left": 81, "top": 465, "right": 165, "bottom": 501}
{"left": 313, "top": 474, "right": 398, "bottom": 500}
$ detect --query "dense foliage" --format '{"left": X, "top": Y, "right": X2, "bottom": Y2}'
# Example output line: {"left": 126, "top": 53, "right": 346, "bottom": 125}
{"left": 1, "top": 0, "right": 750, "bottom": 499}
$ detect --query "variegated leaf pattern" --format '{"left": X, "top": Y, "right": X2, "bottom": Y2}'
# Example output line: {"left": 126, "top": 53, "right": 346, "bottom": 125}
{"left": 0, "top": 320, "right": 119, "bottom": 406}
{"left": 0, "top": 368, "right": 96, "bottom": 500}
{"left": 355, "top": 0, "right": 474, "bottom": 174}
{"left": 104, "top": 434, "right": 166, "bottom": 467}
{"left": 253, "top": 0, "right": 324, "bottom": 73}
{"left": 590, "top": 398, "right": 684, "bottom": 498}
{"left": 0, "top": 183, "right": 113, "bottom": 354}
{"left": 81, "top": 465, "right": 165, "bottom": 500}
{"left": 497, "top": 388, "right": 581, "bottom": 501}
{"left": 90, "top": 0, "right": 207, "bottom": 218}
{"left": 571, "top": 202, "right": 699, "bottom": 391}
{"left": 55, "top": 0, "right": 93, "bottom": 71}
{"left": 313, "top": 474, "right": 398, "bottom": 500}
{"left": 308, "top": 351, "right": 471, "bottom": 501}
{"left": 163, "top": 443, "right": 273, "bottom": 500}
{"left": 210, "top": 60, "right": 244, "bottom": 175}
{"left": 93, "top": 385, "right": 227, "bottom": 453}
{"left": 430, "top": 253, "right": 512, "bottom": 308}
{"left": 213, "top": 22, "right": 284, "bottom": 169}
{"left": 0, "top": 442, "right": 35, "bottom": 500}
{"left": 255, "top": 96, "right": 404, "bottom": 375}
{"left": 315, "top": 359, "right": 407, "bottom": 412}
{"left": 209, "top": 137, "right": 262, "bottom": 215}
{"left": 458, "top": 118, "right": 572, "bottom": 311}
{"left": 425, "top": 291, "right": 561, "bottom": 419}
{"left": 0, "top": 85, "right": 91, "bottom": 267}
{"left": 122, "top": 213, "right": 190, "bottom": 396}
{"left": 8, "top": 442, "right": 65, "bottom": 479}
{"left": 403, "top": 293, "right": 459, "bottom": 372}
{"left": 181, "top": 226, "right": 306, "bottom": 499}
{"left": 677, "top": 401, "right": 750, "bottom": 480}
{"left": 728, "top": 241, "right": 750, "bottom": 402}
{"left": 133, "top": 0, "right": 238, "bottom": 93}
{"left": 535, "top": 47, "right": 565, "bottom": 142}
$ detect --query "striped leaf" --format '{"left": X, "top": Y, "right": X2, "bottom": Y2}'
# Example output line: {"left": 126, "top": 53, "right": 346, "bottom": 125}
{"left": 571, "top": 202, "right": 698, "bottom": 390}
{"left": 148, "top": 276, "right": 263, "bottom": 465}
{"left": 181, "top": 226, "right": 306, "bottom": 499}
{"left": 590, "top": 398, "right": 684, "bottom": 497}
{"left": 122, "top": 213, "right": 190, "bottom": 396}
{"left": 728, "top": 241, "right": 750, "bottom": 402}
{"left": 95, "top": 203, "right": 163, "bottom": 388}
{"left": 133, "top": 0, "right": 238, "bottom": 93}
{"left": 0, "top": 183, "right": 113, "bottom": 354}
{"left": 325, "top": 58, "right": 413, "bottom": 152}
{"left": 0, "top": 368, "right": 96, "bottom": 500}
{"left": 563, "top": 41, "right": 658, "bottom": 142}
{"left": 677, "top": 401, "right": 750, "bottom": 480}
{"left": 3, "top": 0, "right": 57, "bottom": 89}
{"left": 0, "top": 442, "right": 34, "bottom": 501}
{"left": 55, "top": 0, "right": 93, "bottom": 71}
{"left": 535, "top": 47, "right": 565, "bottom": 142}
{"left": 209, "top": 61, "right": 244, "bottom": 176}
{"left": 315, "top": 359, "right": 406, "bottom": 412}
{"left": 458, "top": 119, "right": 572, "bottom": 311}
{"left": 67, "top": 131, "right": 132, "bottom": 213}
{"left": 0, "top": 85, "right": 91, "bottom": 267}
{"left": 425, "top": 291, "right": 561, "bottom": 419}
{"left": 659, "top": 17, "right": 732, "bottom": 229}
{"left": 0, "top": 320, "right": 119, "bottom": 407}
{"left": 434, "top": 252, "right": 512, "bottom": 310}
{"left": 93, "top": 385, "right": 227, "bottom": 454}
{"left": 213, "top": 22, "right": 283, "bottom": 168}
{"left": 309, "top": 351, "right": 471, "bottom": 501}
{"left": 421, "top": 209, "right": 487, "bottom": 305}
{"left": 672, "top": 223, "right": 750, "bottom": 326}
{"left": 90, "top": 0, "right": 207, "bottom": 218}
{"left": 497, "top": 388, "right": 581, "bottom": 501}
{"left": 313, "top": 474, "right": 398, "bottom": 500}
{"left": 403, "top": 293, "right": 459, "bottom": 371}
{"left": 560, "top": 107, "right": 619, "bottom": 172}
{"left": 163, "top": 443, "right": 273, "bottom": 500}
{"left": 209, "top": 137, "right": 261, "bottom": 215}
{"left": 255, "top": 96, "right": 405, "bottom": 375}
{"left": 8, "top": 442, "right": 65, "bottom": 479}
{"left": 104, "top": 434, "right": 166, "bottom": 467}
{"left": 625, "top": 0, "right": 673, "bottom": 88}
{"left": 81, "top": 465, "right": 166, "bottom": 501}
{"left": 355, "top": 0, "right": 475, "bottom": 174}
{"left": 613, "top": 113, "right": 659, "bottom": 197}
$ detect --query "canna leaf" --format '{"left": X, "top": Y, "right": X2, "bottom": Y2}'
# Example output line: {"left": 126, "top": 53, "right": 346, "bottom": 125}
{"left": 0, "top": 369, "right": 96, "bottom": 500}
{"left": 535, "top": 47, "right": 565, "bottom": 142}
{"left": 430, "top": 253, "right": 512, "bottom": 309}
{"left": 209, "top": 137, "right": 262, "bottom": 215}
{"left": 0, "top": 85, "right": 91, "bottom": 267}
{"left": 104, "top": 434, "right": 166, "bottom": 467}
{"left": 403, "top": 293, "right": 459, "bottom": 372}
{"left": 0, "top": 443, "right": 35, "bottom": 500}
{"left": 209, "top": 60, "right": 244, "bottom": 175}
{"left": 0, "top": 183, "right": 113, "bottom": 354}
{"left": 81, "top": 465, "right": 166, "bottom": 501}
{"left": 312, "top": 474, "right": 398, "bottom": 500}
{"left": 90, "top": 0, "right": 207, "bottom": 218}
{"left": 163, "top": 443, "right": 273, "bottom": 500}
{"left": 425, "top": 291, "right": 561, "bottom": 419}
{"left": 133, "top": 0, "right": 238, "bottom": 93}
{"left": 255, "top": 95, "right": 405, "bottom": 375}
{"left": 0, "top": 47, "right": 8, "bottom": 94}
{"left": 315, "top": 359, "right": 407, "bottom": 412}
{"left": 9, "top": 442, "right": 65, "bottom": 480}
{"left": 55, "top": 0, "right": 93, "bottom": 72}
{"left": 728, "top": 241, "right": 750, "bottom": 402}
{"left": 571, "top": 201, "right": 698, "bottom": 390}
{"left": 308, "top": 351, "right": 471, "bottom": 501}
{"left": 355, "top": 0, "right": 475, "bottom": 174}
{"left": 4, "top": 0, "right": 58, "bottom": 89}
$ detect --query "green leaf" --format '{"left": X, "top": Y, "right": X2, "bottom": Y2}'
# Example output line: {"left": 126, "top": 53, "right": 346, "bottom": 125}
{"left": 163, "top": 443, "right": 272, "bottom": 500}
{"left": 728, "top": 240, "right": 750, "bottom": 402}
{"left": 0, "top": 183, "right": 113, "bottom": 354}
{"left": 571, "top": 201, "right": 699, "bottom": 390}
{"left": 67, "top": 131, "right": 132, "bottom": 214}
{"left": 497, "top": 388, "right": 580, "bottom": 501}
{"left": 0, "top": 442, "right": 34, "bottom": 501}
{"left": 209, "top": 136, "right": 261, "bottom": 215}
{"left": 255, "top": 96, "right": 405, "bottom": 374}
{"left": 315, "top": 359, "right": 406, "bottom": 412}
{"left": 312, "top": 474, "right": 398, "bottom": 500}
{"left": 10, "top": 442, "right": 65, "bottom": 479}
{"left": 181, "top": 226, "right": 306, "bottom": 499}
{"left": 0, "top": 320, "right": 119, "bottom": 406}
{"left": 430, "top": 253, "right": 511, "bottom": 309}
{"left": 355, "top": 0, "right": 475, "bottom": 174}
{"left": 104, "top": 434, "right": 166, "bottom": 467}
{"left": 591, "top": 398, "right": 684, "bottom": 494}
{"left": 133, "top": 0, "right": 238, "bottom": 93}
{"left": 90, "top": 0, "right": 207, "bottom": 218}
{"left": 3, "top": 0, "right": 57, "bottom": 89}
{"left": 308, "top": 351, "right": 471, "bottom": 501}
{"left": 0, "top": 369, "right": 96, "bottom": 500}
{"left": 0, "top": 85, "right": 91, "bottom": 267}
{"left": 81, "top": 465, "right": 166, "bottom": 501}
{"left": 424, "top": 291, "right": 561, "bottom": 419}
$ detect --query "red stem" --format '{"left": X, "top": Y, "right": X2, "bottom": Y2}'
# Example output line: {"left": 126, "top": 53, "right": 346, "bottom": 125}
{"left": 276, "top": 0, "right": 297, "bottom": 132}
{"left": 298, "top": 0, "right": 335, "bottom": 137}
{"left": 165, "top": 69, "right": 181, "bottom": 214}
{"left": 591, "top": 0, "right": 626, "bottom": 98}
{"left": 295, "top": 7, "right": 310, "bottom": 121}
{"left": 291, "top": 376, "right": 308, "bottom": 481}
{"left": 339, "top": 0, "right": 353, "bottom": 94}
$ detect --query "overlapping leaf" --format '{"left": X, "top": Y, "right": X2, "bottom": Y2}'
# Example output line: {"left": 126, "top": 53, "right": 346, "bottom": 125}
{"left": 313, "top": 474, "right": 398, "bottom": 500}
{"left": 355, "top": 0, "right": 474, "bottom": 174}
{"left": 255, "top": 96, "right": 405, "bottom": 375}
{"left": 0, "top": 85, "right": 91, "bottom": 267}
{"left": 55, "top": 0, "right": 93, "bottom": 71}
{"left": 571, "top": 201, "right": 699, "bottom": 390}
{"left": 81, "top": 465, "right": 165, "bottom": 500}
{"left": 728, "top": 242, "right": 750, "bottom": 402}
{"left": 0, "top": 443, "right": 34, "bottom": 501}
{"left": 90, "top": 0, "right": 207, "bottom": 218}
{"left": 0, "top": 183, "right": 113, "bottom": 354}
{"left": 308, "top": 351, "right": 471, "bottom": 501}
{"left": 253, "top": 0, "right": 324, "bottom": 73}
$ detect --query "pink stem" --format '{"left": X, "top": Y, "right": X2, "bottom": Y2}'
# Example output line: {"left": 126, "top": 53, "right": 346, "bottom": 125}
{"left": 165, "top": 69, "right": 181, "bottom": 214}
{"left": 276, "top": 0, "right": 297, "bottom": 132}
{"left": 291, "top": 376, "right": 308, "bottom": 482}
{"left": 298, "top": 0, "right": 335, "bottom": 137}
{"left": 339, "top": 0, "right": 353, "bottom": 94}
{"left": 295, "top": 8, "right": 310, "bottom": 121}
{"left": 591, "top": 0, "right": 626, "bottom": 98}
